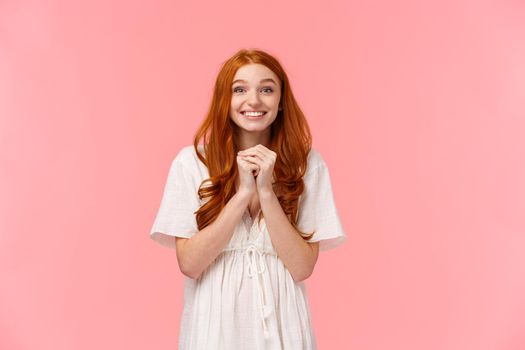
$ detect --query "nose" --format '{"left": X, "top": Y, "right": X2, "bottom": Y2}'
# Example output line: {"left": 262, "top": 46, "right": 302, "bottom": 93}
{"left": 247, "top": 90, "right": 262, "bottom": 106}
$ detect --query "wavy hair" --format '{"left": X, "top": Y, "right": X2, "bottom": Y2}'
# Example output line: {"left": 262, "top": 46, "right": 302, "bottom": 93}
{"left": 192, "top": 48, "right": 314, "bottom": 240}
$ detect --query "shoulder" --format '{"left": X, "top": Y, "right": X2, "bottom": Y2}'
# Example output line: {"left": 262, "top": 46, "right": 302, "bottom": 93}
{"left": 174, "top": 144, "right": 204, "bottom": 163}
{"left": 305, "top": 147, "right": 327, "bottom": 177}
{"left": 172, "top": 144, "right": 206, "bottom": 172}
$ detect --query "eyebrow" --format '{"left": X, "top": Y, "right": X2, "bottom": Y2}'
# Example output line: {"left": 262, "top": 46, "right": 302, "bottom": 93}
{"left": 232, "top": 78, "right": 277, "bottom": 85}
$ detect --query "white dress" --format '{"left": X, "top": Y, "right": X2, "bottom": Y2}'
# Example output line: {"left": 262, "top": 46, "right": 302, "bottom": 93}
{"left": 150, "top": 144, "right": 347, "bottom": 350}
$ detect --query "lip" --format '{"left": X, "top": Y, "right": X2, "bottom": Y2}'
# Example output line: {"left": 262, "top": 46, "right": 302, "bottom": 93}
{"left": 241, "top": 111, "right": 267, "bottom": 119}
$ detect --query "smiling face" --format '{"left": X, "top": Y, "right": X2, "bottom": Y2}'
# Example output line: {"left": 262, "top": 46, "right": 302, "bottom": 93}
{"left": 229, "top": 63, "right": 282, "bottom": 137}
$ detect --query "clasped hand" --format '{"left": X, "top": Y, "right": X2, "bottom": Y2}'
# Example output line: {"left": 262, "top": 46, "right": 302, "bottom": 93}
{"left": 237, "top": 144, "right": 276, "bottom": 194}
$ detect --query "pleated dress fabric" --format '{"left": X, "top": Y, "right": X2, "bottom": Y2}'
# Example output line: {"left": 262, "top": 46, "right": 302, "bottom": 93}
{"left": 150, "top": 145, "right": 347, "bottom": 350}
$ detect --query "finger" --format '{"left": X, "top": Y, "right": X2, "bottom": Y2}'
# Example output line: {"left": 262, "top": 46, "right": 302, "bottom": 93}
{"left": 255, "top": 146, "right": 277, "bottom": 164}
{"left": 256, "top": 144, "right": 272, "bottom": 156}
{"left": 238, "top": 148, "right": 265, "bottom": 160}
{"left": 264, "top": 149, "right": 277, "bottom": 163}
{"left": 244, "top": 154, "right": 271, "bottom": 173}
{"left": 238, "top": 156, "right": 259, "bottom": 171}
{"left": 246, "top": 162, "right": 259, "bottom": 176}
{"left": 244, "top": 159, "right": 262, "bottom": 177}
{"left": 252, "top": 146, "right": 276, "bottom": 166}
{"left": 240, "top": 160, "right": 258, "bottom": 173}
{"left": 237, "top": 156, "right": 252, "bottom": 169}
{"left": 238, "top": 155, "right": 254, "bottom": 163}
{"left": 239, "top": 156, "right": 260, "bottom": 174}
{"left": 237, "top": 156, "right": 247, "bottom": 166}
{"left": 239, "top": 155, "right": 263, "bottom": 167}
{"left": 256, "top": 145, "right": 277, "bottom": 162}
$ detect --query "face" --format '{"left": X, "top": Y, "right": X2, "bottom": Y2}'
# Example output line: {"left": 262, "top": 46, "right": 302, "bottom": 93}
{"left": 229, "top": 63, "right": 282, "bottom": 134}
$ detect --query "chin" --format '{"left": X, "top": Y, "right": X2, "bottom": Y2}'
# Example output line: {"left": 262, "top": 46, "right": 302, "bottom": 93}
{"left": 243, "top": 126, "right": 267, "bottom": 132}
{"left": 237, "top": 122, "right": 267, "bottom": 131}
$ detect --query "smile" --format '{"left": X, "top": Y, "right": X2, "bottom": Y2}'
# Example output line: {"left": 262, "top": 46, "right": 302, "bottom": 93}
{"left": 241, "top": 111, "right": 267, "bottom": 117}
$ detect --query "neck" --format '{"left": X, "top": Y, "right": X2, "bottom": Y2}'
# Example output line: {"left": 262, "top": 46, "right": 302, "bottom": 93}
{"left": 235, "top": 128, "right": 271, "bottom": 150}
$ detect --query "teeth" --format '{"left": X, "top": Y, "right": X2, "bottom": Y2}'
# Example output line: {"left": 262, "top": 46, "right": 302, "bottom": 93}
{"left": 243, "top": 111, "right": 265, "bottom": 117}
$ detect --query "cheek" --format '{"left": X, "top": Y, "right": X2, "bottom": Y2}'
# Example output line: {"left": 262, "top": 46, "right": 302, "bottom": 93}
{"left": 229, "top": 99, "right": 239, "bottom": 115}
{"left": 263, "top": 96, "right": 280, "bottom": 108}
{"left": 229, "top": 110, "right": 239, "bottom": 122}
{"left": 231, "top": 95, "right": 242, "bottom": 105}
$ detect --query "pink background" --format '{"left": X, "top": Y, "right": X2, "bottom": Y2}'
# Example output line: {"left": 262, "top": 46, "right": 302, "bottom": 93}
{"left": 1, "top": 0, "right": 525, "bottom": 349}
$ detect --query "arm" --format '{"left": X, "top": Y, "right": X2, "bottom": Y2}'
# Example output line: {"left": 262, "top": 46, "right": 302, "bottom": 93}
{"left": 237, "top": 145, "right": 320, "bottom": 282}
{"left": 259, "top": 189, "right": 320, "bottom": 282}
{"left": 175, "top": 190, "right": 252, "bottom": 279}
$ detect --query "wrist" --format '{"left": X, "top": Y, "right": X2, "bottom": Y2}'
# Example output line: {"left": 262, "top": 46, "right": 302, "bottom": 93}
{"left": 258, "top": 188, "right": 275, "bottom": 200}
{"left": 235, "top": 188, "right": 254, "bottom": 201}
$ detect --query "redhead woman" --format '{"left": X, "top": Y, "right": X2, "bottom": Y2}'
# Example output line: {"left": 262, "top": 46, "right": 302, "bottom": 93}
{"left": 150, "top": 48, "right": 347, "bottom": 350}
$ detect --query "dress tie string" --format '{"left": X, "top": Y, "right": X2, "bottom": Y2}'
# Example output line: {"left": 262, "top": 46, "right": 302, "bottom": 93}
{"left": 244, "top": 243, "right": 273, "bottom": 339}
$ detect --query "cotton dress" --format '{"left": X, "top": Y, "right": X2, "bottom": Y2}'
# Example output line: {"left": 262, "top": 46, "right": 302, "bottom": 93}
{"left": 150, "top": 144, "right": 347, "bottom": 350}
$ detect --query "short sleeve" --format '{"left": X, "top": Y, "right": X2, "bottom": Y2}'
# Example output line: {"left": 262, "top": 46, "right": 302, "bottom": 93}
{"left": 297, "top": 155, "right": 347, "bottom": 252}
{"left": 149, "top": 148, "right": 201, "bottom": 249}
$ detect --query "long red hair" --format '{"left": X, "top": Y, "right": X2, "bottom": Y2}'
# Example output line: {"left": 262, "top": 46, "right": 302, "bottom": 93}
{"left": 192, "top": 48, "right": 314, "bottom": 240}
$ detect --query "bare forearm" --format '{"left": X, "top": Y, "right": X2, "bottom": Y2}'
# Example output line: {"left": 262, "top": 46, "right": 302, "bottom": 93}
{"left": 259, "top": 190, "right": 316, "bottom": 282}
{"left": 180, "top": 190, "right": 251, "bottom": 279}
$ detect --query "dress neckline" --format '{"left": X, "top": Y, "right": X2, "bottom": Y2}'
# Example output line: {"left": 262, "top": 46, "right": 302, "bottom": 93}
{"left": 242, "top": 209, "right": 264, "bottom": 235}
{"left": 247, "top": 206, "right": 261, "bottom": 221}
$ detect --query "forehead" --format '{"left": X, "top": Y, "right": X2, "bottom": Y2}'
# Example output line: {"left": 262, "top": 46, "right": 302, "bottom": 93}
{"left": 232, "top": 63, "right": 279, "bottom": 84}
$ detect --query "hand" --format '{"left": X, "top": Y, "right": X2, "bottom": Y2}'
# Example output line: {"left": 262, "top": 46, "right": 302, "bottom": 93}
{"left": 236, "top": 153, "right": 259, "bottom": 196}
{"left": 237, "top": 144, "right": 276, "bottom": 195}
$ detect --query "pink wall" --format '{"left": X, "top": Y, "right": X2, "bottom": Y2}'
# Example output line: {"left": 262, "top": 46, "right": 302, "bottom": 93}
{"left": 1, "top": 0, "right": 524, "bottom": 349}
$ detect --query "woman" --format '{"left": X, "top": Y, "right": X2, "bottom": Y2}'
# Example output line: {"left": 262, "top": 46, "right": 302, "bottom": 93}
{"left": 150, "top": 48, "right": 347, "bottom": 349}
